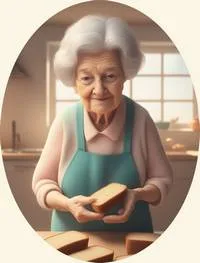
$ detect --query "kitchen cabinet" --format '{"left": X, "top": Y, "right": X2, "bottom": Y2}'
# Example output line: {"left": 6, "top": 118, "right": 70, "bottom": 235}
{"left": 3, "top": 158, "right": 197, "bottom": 232}
{"left": 3, "top": 160, "right": 51, "bottom": 230}
{"left": 150, "top": 160, "right": 196, "bottom": 232}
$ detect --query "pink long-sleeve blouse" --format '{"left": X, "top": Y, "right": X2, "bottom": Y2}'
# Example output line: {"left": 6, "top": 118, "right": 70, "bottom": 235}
{"left": 32, "top": 97, "right": 173, "bottom": 209}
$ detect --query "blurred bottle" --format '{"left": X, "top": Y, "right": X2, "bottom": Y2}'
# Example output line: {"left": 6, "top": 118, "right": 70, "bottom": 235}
{"left": 169, "top": 117, "right": 179, "bottom": 130}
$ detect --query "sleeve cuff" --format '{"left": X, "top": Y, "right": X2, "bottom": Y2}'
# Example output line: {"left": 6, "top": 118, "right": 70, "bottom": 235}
{"left": 33, "top": 180, "right": 62, "bottom": 210}
{"left": 144, "top": 178, "right": 172, "bottom": 206}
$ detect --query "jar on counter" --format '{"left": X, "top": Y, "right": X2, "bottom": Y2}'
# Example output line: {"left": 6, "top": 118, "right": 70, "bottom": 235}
{"left": 190, "top": 117, "right": 200, "bottom": 131}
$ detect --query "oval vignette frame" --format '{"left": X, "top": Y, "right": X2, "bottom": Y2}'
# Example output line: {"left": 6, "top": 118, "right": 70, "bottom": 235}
{"left": 0, "top": 1, "right": 200, "bottom": 263}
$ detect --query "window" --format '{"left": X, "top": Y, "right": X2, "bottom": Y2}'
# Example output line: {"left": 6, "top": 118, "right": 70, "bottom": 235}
{"left": 47, "top": 41, "right": 198, "bottom": 129}
{"left": 123, "top": 43, "right": 197, "bottom": 127}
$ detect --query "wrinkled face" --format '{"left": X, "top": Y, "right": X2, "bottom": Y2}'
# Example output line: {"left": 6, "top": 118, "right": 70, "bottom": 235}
{"left": 75, "top": 50, "right": 125, "bottom": 114}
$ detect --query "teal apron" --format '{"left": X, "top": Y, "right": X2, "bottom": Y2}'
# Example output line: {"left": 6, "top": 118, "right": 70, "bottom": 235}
{"left": 51, "top": 96, "right": 153, "bottom": 232}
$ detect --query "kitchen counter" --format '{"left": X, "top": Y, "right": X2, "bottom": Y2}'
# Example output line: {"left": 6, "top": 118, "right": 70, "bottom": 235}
{"left": 1, "top": 148, "right": 42, "bottom": 161}
{"left": 2, "top": 149, "right": 198, "bottom": 161}
{"left": 2, "top": 151, "right": 41, "bottom": 160}
{"left": 166, "top": 150, "right": 198, "bottom": 161}
{"left": 37, "top": 231, "right": 160, "bottom": 260}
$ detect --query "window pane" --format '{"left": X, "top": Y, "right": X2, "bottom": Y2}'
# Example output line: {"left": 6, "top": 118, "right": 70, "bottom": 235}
{"left": 164, "top": 102, "right": 193, "bottom": 122}
{"left": 164, "top": 53, "right": 189, "bottom": 74}
{"left": 56, "top": 80, "right": 80, "bottom": 100}
{"left": 138, "top": 53, "right": 161, "bottom": 75}
{"left": 122, "top": 80, "right": 131, "bottom": 97}
{"left": 164, "top": 77, "right": 193, "bottom": 100}
{"left": 56, "top": 101, "right": 77, "bottom": 115}
{"left": 132, "top": 77, "right": 161, "bottom": 100}
{"left": 138, "top": 102, "right": 161, "bottom": 122}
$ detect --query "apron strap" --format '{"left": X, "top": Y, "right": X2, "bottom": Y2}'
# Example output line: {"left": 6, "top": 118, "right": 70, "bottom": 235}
{"left": 123, "top": 96, "right": 134, "bottom": 153}
{"left": 76, "top": 102, "right": 85, "bottom": 151}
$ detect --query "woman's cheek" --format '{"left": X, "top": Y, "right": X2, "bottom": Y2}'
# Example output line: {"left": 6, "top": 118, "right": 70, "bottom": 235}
{"left": 75, "top": 83, "right": 92, "bottom": 110}
{"left": 111, "top": 82, "right": 123, "bottom": 97}
{"left": 78, "top": 82, "right": 92, "bottom": 94}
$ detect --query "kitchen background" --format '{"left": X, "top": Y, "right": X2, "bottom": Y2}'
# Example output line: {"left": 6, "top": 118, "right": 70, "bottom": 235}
{"left": 0, "top": 1, "right": 199, "bottom": 232}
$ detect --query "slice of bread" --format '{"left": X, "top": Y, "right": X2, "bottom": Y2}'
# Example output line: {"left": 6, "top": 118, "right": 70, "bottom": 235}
{"left": 125, "top": 232, "right": 160, "bottom": 255}
{"left": 45, "top": 231, "right": 89, "bottom": 254}
{"left": 70, "top": 245, "right": 114, "bottom": 262}
{"left": 91, "top": 183, "right": 127, "bottom": 213}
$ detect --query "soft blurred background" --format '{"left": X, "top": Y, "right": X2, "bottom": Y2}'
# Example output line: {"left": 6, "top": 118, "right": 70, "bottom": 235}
{"left": 0, "top": 1, "right": 199, "bottom": 232}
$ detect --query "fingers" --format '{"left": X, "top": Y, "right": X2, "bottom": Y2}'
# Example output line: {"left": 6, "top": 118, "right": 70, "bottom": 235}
{"left": 103, "top": 198, "right": 135, "bottom": 224}
{"left": 75, "top": 208, "right": 104, "bottom": 223}
{"left": 68, "top": 195, "right": 104, "bottom": 223}
{"left": 82, "top": 209, "right": 104, "bottom": 220}
{"left": 78, "top": 196, "right": 97, "bottom": 205}
{"left": 103, "top": 213, "right": 129, "bottom": 224}
{"left": 71, "top": 191, "right": 137, "bottom": 224}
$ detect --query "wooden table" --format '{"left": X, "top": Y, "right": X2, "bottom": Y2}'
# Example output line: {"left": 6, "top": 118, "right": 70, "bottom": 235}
{"left": 38, "top": 231, "right": 130, "bottom": 260}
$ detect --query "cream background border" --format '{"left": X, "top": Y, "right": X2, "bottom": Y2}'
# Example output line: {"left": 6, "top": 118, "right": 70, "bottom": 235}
{"left": 0, "top": 0, "right": 200, "bottom": 262}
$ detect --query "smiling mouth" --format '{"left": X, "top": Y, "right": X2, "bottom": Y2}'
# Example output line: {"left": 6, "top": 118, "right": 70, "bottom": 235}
{"left": 92, "top": 97, "right": 111, "bottom": 101}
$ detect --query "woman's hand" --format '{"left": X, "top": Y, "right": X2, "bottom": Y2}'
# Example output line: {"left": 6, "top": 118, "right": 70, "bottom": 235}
{"left": 103, "top": 189, "right": 138, "bottom": 224}
{"left": 102, "top": 184, "right": 161, "bottom": 224}
{"left": 67, "top": 195, "right": 104, "bottom": 223}
{"left": 46, "top": 191, "right": 104, "bottom": 223}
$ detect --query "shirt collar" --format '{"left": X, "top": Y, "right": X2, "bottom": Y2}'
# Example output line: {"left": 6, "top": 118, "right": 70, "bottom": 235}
{"left": 84, "top": 97, "right": 125, "bottom": 142}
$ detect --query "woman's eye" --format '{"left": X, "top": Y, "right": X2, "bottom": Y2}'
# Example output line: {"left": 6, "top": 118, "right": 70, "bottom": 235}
{"left": 104, "top": 74, "right": 116, "bottom": 81}
{"left": 80, "top": 76, "right": 92, "bottom": 84}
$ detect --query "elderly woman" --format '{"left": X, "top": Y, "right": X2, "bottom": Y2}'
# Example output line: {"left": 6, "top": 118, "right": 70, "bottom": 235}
{"left": 32, "top": 15, "right": 173, "bottom": 232}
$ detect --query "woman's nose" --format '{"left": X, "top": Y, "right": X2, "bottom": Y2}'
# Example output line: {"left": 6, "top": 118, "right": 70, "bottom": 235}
{"left": 93, "top": 78, "right": 106, "bottom": 96}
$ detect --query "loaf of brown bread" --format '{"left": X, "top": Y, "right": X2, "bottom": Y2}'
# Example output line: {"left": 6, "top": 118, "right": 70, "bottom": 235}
{"left": 45, "top": 231, "right": 89, "bottom": 254}
{"left": 125, "top": 232, "right": 160, "bottom": 255}
{"left": 70, "top": 245, "right": 114, "bottom": 262}
{"left": 91, "top": 183, "right": 127, "bottom": 213}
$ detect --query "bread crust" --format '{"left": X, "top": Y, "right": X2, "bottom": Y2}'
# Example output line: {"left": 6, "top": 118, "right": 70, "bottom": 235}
{"left": 45, "top": 231, "right": 89, "bottom": 254}
{"left": 125, "top": 232, "right": 160, "bottom": 255}
{"left": 91, "top": 183, "right": 127, "bottom": 213}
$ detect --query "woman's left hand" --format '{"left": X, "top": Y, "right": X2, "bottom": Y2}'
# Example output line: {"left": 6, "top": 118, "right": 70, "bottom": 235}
{"left": 103, "top": 189, "right": 138, "bottom": 224}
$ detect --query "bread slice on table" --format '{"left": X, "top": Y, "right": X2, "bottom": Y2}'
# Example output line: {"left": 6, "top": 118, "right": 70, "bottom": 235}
{"left": 45, "top": 231, "right": 89, "bottom": 255}
{"left": 125, "top": 232, "right": 160, "bottom": 255}
{"left": 91, "top": 183, "right": 127, "bottom": 213}
{"left": 70, "top": 245, "right": 114, "bottom": 262}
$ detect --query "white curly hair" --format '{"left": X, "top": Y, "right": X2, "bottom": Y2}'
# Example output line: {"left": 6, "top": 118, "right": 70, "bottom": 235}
{"left": 54, "top": 15, "right": 144, "bottom": 87}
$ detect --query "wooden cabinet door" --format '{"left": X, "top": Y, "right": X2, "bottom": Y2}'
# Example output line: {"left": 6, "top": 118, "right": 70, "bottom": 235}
{"left": 4, "top": 160, "right": 51, "bottom": 230}
{"left": 150, "top": 160, "right": 196, "bottom": 232}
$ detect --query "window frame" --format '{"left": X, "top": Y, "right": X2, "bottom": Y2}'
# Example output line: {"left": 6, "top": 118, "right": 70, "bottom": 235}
{"left": 134, "top": 42, "right": 196, "bottom": 125}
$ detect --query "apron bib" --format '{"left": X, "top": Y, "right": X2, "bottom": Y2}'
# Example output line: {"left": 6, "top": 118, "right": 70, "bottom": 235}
{"left": 51, "top": 96, "right": 153, "bottom": 232}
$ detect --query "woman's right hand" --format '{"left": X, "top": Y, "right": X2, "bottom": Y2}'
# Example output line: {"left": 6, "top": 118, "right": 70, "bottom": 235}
{"left": 67, "top": 195, "right": 104, "bottom": 223}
